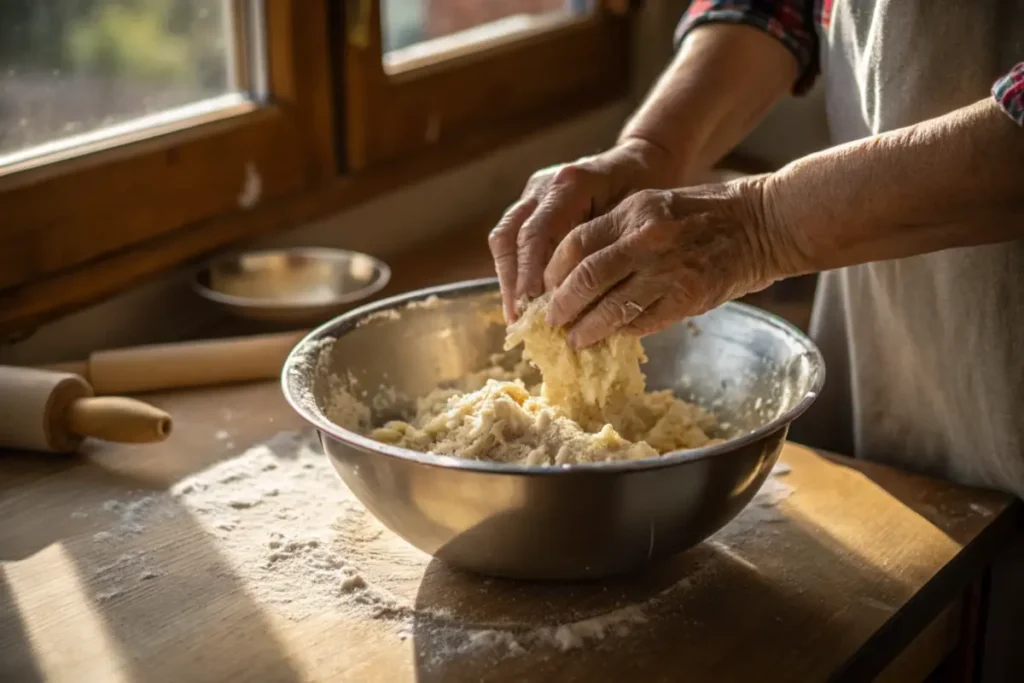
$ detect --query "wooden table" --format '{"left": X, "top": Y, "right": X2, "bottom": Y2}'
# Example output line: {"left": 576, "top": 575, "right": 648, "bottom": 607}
{"left": 1, "top": 381, "right": 1020, "bottom": 683}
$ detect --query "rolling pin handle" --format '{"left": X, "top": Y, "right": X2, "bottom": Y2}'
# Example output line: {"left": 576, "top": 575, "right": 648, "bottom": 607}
{"left": 66, "top": 397, "right": 173, "bottom": 444}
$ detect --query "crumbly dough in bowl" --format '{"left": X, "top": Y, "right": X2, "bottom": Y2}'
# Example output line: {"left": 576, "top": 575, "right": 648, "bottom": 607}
{"left": 367, "top": 294, "right": 720, "bottom": 465}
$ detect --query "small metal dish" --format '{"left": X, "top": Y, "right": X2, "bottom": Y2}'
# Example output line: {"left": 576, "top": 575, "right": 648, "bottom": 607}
{"left": 193, "top": 247, "right": 391, "bottom": 325}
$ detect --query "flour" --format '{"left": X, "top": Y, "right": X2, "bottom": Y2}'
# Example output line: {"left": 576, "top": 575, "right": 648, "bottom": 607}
{"left": 357, "top": 296, "right": 444, "bottom": 328}
{"left": 357, "top": 308, "right": 402, "bottom": 327}
{"left": 81, "top": 431, "right": 793, "bottom": 663}
{"left": 92, "top": 552, "right": 144, "bottom": 576}
{"left": 99, "top": 495, "right": 168, "bottom": 536}
{"left": 355, "top": 292, "right": 505, "bottom": 333}
{"left": 322, "top": 364, "right": 372, "bottom": 430}
{"left": 404, "top": 295, "right": 444, "bottom": 310}
{"left": 87, "top": 546, "right": 162, "bottom": 602}
{"left": 285, "top": 336, "right": 338, "bottom": 418}
{"left": 717, "top": 467, "right": 793, "bottom": 536}
{"left": 969, "top": 502, "right": 994, "bottom": 517}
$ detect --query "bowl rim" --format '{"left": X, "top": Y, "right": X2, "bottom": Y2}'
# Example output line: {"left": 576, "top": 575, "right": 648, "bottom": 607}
{"left": 192, "top": 246, "right": 392, "bottom": 310}
{"left": 281, "top": 277, "right": 825, "bottom": 475}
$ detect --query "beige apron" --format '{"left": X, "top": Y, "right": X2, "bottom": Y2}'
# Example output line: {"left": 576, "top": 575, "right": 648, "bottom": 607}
{"left": 790, "top": 0, "right": 1024, "bottom": 495}
{"left": 786, "top": 2, "right": 1024, "bottom": 679}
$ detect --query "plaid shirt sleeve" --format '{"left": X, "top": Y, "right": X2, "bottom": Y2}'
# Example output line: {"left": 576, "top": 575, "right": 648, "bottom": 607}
{"left": 992, "top": 62, "right": 1024, "bottom": 126}
{"left": 675, "top": 1, "right": 820, "bottom": 94}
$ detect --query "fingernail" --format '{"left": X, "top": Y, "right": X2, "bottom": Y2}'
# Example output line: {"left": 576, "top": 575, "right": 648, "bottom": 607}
{"left": 514, "top": 294, "right": 532, "bottom": 316}
{"left": 504, "top": 299, "right": 518, "bottom": 323}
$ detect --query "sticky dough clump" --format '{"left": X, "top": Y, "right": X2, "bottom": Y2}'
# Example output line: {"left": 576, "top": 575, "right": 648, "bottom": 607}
{"left": 367, "top": 294, "right": 719, "bottom": 465}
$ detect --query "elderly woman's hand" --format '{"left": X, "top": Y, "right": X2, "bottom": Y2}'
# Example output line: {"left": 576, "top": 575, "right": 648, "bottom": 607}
{"left": 488, "top": 138, "right": 679, "bottom": 322}
{"left": 543, "top": 177, "right": 808, "bottom": 348}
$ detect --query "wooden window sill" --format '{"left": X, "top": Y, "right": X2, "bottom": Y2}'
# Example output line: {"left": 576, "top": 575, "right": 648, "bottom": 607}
{"left": 185, "top": 163, "right": 813, "bottom": 343}
{"left": 0, "top": 92, "right": 622, "bottom": 342}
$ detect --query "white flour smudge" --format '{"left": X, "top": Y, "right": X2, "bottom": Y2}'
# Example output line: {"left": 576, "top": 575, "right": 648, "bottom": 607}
{"left": 83, "top": 431, "right": 794, "bottom": 661}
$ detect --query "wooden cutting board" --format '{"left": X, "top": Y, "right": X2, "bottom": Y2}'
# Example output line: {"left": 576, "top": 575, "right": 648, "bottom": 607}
{"left": 0, "top": 380, "right": 1019, "bottom": 683}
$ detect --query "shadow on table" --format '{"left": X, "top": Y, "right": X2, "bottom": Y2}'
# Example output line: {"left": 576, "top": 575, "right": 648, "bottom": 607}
{"left": 810, "top": 447, "right": 1023, "bottom": 547}
{"left": 408, "top": 499, "right": 919, "bottom": 683}
{"left": 0, "top": 386, "right": 306, "bottom": 683}
{"left": 807, "top": 448, "right": 1024, "bottom": 683}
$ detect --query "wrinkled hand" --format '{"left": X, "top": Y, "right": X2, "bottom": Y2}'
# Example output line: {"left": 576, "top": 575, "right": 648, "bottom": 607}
{"left": 543, "top": 177, "right": 805, "bottom": 348}
{"left": 488, "top": 138, "right": 678, "bottom": 322}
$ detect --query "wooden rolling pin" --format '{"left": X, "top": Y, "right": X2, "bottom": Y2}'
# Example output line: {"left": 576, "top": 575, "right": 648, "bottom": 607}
{"left": 43, "top": 330, "right": 307, "bottom": 395}
{"left": 0, "top": 367, "right": 172, "bottom": 453}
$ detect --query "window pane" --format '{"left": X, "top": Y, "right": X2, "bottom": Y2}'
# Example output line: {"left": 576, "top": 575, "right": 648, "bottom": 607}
{"left": 383, "top": 0, "right": 594, "bottom": 69}
{"left": 0, "top": 0, "right": 242, "bottom": 164}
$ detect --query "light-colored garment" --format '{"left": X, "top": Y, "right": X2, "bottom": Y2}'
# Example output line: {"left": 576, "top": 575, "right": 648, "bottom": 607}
{"left": 788, "top": 2, "right": 1024, "bottom": 679}
{"left": 791, "top": 0, "right": 1024, "bottom": 495}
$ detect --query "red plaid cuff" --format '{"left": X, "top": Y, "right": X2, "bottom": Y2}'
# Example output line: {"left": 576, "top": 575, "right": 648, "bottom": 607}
{"left": 992, "top": 62, "right": 1024, "bottom": 126}
{"left": 675, "top": 0, "right": 820, "bottom": 94}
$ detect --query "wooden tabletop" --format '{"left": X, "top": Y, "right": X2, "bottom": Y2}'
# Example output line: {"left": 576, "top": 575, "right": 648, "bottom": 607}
{"left": 1, "top": 381, "right": 1019, "bottom": 683}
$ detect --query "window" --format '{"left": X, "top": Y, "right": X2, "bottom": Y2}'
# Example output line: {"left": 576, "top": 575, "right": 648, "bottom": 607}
{"left": 382, "top": 0, "right": 593, "bottom": 71}
{"left": 0, "top": 0, "right": 334, "bottom": 326}
{"left": 342, "top": 0, "right": 628, "bottom": 168}
{"left": 0, "top": 1, "right": 246, "bottom": 165}
{"left": 0, "top": 1, "right": 630, "bottom": 337}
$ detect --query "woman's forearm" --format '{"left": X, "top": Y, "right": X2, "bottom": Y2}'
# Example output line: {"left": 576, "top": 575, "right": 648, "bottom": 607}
{"left": 619, "top": 24, "right": 799, "bottom": 184}
{"left": 769, "top": 98, "right": 1024, "bottom": 273}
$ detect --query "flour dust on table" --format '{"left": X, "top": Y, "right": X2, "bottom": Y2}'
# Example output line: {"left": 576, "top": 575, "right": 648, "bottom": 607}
{"left": 78, "top": 430, "right": 792, "bottom": 665}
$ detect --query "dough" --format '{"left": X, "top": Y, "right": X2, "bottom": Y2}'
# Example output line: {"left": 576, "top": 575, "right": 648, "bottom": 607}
{"left": 504, "top": 291, "right": 647, "bottom": 435}
{"left": 366, "top": 295, "right": 719, "bottom": 465}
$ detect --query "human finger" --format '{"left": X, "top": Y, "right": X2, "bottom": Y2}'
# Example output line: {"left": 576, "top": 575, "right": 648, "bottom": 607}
{"left": 543, "top": 204, "right": 626, "bottom": 288}
{"left": 489, "top": 198, "right": 538, "bottom": 322}
{"left": 567, "top": 277, "right": 662, "bottom": 348}
{"left": 547, "top": 242, "right": 639, "bottom": 330}
{"left": 622, "top": 296, "right": 682, "bottom": 338}
{"left": 514, "top": 168, "right": 596, "bottom": 304}
{"left": 544, "top": 211, "right": 632, "bottom": 325}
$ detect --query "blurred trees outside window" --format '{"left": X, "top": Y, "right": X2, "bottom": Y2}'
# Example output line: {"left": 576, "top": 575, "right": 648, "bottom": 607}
{"left": 382, "top": 0, "right": 589, "bottom": 53}
{"left": 0, "top": 1, "right": 600, "bottom": 159}
{"left": 0, "top": 0, "right": 234, "bottom": 159}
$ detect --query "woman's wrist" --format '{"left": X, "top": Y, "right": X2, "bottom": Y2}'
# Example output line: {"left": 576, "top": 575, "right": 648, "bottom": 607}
{"left": 614, "top": 133, "right": 698, "bottom": 188}
{"left": 763, "top": 98, "right": 1024, "bottom": 275}
{"left": 734, "top": 173, "right": 816, "bottom": 283}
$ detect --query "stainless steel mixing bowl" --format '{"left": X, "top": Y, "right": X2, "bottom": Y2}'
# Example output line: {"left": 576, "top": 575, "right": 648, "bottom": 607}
{"left": 282, "top": 278, "right": 824, "bottom": 580}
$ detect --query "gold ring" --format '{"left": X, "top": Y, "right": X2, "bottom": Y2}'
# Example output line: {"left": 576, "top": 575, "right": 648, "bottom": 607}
{"left": 623, "top": 300, "right": 644, "bottom": 316}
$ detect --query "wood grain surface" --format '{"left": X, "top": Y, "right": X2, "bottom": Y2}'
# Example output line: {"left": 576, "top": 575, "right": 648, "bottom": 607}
{"left": 1, "top": 380, "right": 1019, "bottom": 683}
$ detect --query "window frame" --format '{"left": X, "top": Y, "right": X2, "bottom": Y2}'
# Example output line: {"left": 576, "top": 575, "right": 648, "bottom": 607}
{"left": 0, "top": 0, "right": 335, "bottom": 293}
{"left": 0, "top": 0, "right": 632, "bottom": 339}
{"left": 340, "top": 1, "right": 630, "bottom": 170}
